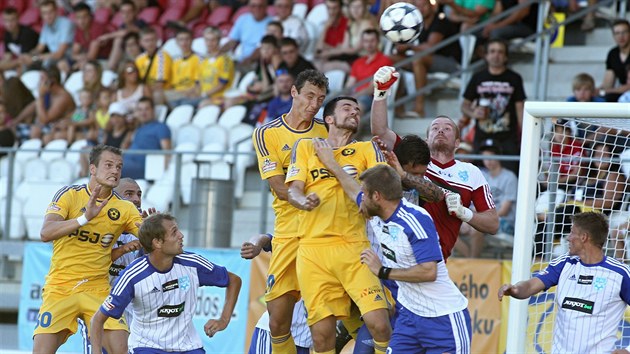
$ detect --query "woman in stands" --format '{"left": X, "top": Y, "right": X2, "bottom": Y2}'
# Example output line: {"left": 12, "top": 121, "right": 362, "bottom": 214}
{"left": 114, "top": 60, "right": 152, "bottom": 113}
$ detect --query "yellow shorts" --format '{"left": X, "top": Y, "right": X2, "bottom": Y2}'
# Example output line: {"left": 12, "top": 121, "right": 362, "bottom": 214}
{"left": 264, "top": 237, "right": 300, "bottom": 302}
{"left": 297, "top": 241, "right": 388, "bottom": 326}
{"left": 33, "top": 287, "right": 128, "bottom": 343}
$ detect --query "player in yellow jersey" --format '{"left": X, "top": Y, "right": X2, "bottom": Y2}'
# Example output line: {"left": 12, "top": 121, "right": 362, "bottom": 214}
{"left": 198, "top": 26, "right": 235, "bottom": 107}
{"left": 136, "top": 27, "right": 172, "bottom": 104}
{"left": 286, "top": 96, "right": 392, "bottom": 354}
{"left": 33, "top": 145, "right": 143, "bottom": 354}
{"left": 251, "top": 69, "right": 329, "bottom": 354}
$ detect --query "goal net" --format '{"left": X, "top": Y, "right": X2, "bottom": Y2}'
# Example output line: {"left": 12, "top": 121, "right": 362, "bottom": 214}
{"left": 507, "top": 102, "right": 630, "bottom": 353}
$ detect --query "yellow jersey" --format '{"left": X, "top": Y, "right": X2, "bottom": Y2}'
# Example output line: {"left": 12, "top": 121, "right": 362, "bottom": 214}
{"left": 252, "top": 115, "right": 328, "bottom": 238}
{"left": 199, "top": 54, "right": 235, "bottom": 98}
{"left": 135, "top": 49, "right": 172, "bottom": 87}
{"left": 44, "top": 184, "right": 142, "bottom": 291}
{"left": 286, "top": 139, "right": 386, "bottom": 244}
{"left": 171, "top": 53, "right": 201, "bottom": 91}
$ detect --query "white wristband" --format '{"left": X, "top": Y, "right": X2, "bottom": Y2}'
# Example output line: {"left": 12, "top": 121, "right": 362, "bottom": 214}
{"left": 77, "top": 214, "right": 89, "bottom": 226}
{"left": 461, "top": 208, "right": 474, "bottom": 223}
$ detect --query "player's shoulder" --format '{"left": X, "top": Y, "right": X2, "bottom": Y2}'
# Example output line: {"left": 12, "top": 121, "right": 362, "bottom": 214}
{"left": 601, "top": 256, "right": 630, "bottom": 278}
{"left": 110, "top": 191, "right": 141, "bottom": 212}
{"left": 51, "top": 184, "right": 87, "bottom": 202}
{"left": 175, "top": 252, "right": 217, "bottom": 270}
{"left": 549, "top": 253, "right": 576, "bottom": 268}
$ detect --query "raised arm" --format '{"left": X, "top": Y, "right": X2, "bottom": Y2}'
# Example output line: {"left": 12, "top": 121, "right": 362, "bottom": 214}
{"left": 204, "top": 272, "right": 242, "bottom": 337}
{"left": 498, "top": 277, "right": 545, "bottom": 301}
{"left": 370, "top": 66, "right": 400, "bottom": 151}
{"left": 446, "top": 192, "right": 499, "bottom": 234}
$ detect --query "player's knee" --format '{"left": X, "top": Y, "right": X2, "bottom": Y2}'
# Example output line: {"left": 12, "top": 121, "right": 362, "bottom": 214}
{"left": 365, "top": 317, "right": 392, "bottom": 341}
{"left": 268, "top": 313, "right": 292, "bottom": 335}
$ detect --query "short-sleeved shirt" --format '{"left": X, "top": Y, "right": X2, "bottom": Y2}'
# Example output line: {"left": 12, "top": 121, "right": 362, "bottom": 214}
{"left": 286, "top": 139, "right": 386, "bottom": 244}
{"left": 463, "top": 68, "right": 526, "bottom": 145}
{"left": 123, "top": 120, "right": 171, "bottom": 168}
{"left": 229, "top": 13, "right": 273, "bottom": 61}
{"left": 199, "top": 54, "right": 235, "bottom": 97}
{"left": 252, "top": 116, "right": 328, "bottom": 238}
{"left": 266, "top": 96, "right": 293, "bottom": 122}
{"left": 534, "top": 255, "right": 630, "bottom": 353}
{"left": 136, "top": 49, "right": 173, "bottom": 87}
{"left": 102, "top": 253, "right": 229, "bottom": 351}
{"left": 364, "top": 196, "right": 468, "bottom": 317}
{"left": 350, "top": 52, "right": 393, "bottom": 92}
{"left": 45, "top": 184, "right": 142, "bottom": 291}
{"left": 454, "top": 0, "right": 495, "bottom": 21}
{"left": 39, "top": 16, "right": 75, "bottom": 56}
{"left": 481, "top": 168, "right": 517, "bottom": 225}
{"left": 4, "top": 25, "right": 39, "bottom": 56}
{"left": 171, "top": 54, "right": 201, "bottom": 92}
{"left": 324, "top": 16, "right": 348, "bottom": 47}
{"left": 605, "top": 46, "right": 630, "bottom": 86}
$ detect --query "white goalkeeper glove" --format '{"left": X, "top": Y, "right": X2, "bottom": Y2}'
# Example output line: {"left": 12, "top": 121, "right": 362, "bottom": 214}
{"left": 445, "top": 192, "right": 473, "bottom": 222}
{"left": 373, "top": 66, "right": 399, "bottom": 101}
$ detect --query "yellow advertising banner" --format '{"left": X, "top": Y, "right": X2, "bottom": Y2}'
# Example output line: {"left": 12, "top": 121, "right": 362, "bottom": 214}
{"left": 448, "top": 258, "right": 503, "bottom": 353}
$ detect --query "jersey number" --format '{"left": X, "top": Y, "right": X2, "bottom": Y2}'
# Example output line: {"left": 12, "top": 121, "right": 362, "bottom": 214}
{"left": 35, "top": 311, "right": 52, "bottom": 328}
{"left": 70, "top": 229, "right": 101, "bottom": 244}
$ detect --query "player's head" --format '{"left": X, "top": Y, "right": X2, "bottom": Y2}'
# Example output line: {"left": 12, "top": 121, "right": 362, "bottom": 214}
{"left": 114, "top": 177, "right": 142, "bottom": 209}
{"left": 568, "top": 212, "right": 608, "bottom": 252}
{"left": 89, "top": 145, "right": 123, "bottom": 189}
{"left": 427, "top": 115, "right": 460, "bottom": 155}
{"left": 139, "top": 213, "right": 183, "bottom": 255}
{"left": 394, "top": 134, "right": 430, "bottom": 177}
{"left": 292, "top": 70, "right": 328, "bottom": 121}
{"left": 358, "top": 165, "right": 403, "bottom": 218}
{"left": 322, "top": 96, "right": 360, "bottom": 133}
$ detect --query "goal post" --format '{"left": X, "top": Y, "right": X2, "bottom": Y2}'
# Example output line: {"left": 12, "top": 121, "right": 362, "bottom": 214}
{"left": 506, "top": 101, "right": 630, "bottom": 353}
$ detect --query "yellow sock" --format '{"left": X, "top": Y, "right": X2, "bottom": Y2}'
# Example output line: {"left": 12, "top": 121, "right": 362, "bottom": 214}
{"left": 373, "top": 339, "right": 389, "bottom": 354}
{"left": 271, "top": 332, "right": 297, "bottom": 354}
{"left": 313, "top": 350, "right": 335, "bottom": 354}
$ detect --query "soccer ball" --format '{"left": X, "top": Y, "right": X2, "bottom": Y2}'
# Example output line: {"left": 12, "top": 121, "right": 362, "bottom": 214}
{"left": 380, "top": 3, "right": 424, "bottom": 44}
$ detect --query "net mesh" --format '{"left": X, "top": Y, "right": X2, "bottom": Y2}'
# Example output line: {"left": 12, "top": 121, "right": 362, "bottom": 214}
{"left": 528, "top": 116, "right": 630, "bottom": 352}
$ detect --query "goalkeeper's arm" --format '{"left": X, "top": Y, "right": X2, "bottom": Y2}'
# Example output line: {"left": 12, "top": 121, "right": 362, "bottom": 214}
{"left": 370, "top": 66, "right": 400, "bottom": 151}
{"left": 446, "top": 192, "right": 499, "bottom": 234}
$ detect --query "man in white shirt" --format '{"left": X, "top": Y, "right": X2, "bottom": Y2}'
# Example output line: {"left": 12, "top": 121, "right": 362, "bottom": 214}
{"left": 499, "top": 212, "right": 630, "bottom": 354}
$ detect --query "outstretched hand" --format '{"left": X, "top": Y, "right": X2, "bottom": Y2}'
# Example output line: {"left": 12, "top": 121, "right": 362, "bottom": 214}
{"left": 383, "top": 150, "right": 405, "bottom": 177}
{"left": 85, "top": 185, "right": 109, "bottom": 221}
{"left": 373, "top": 66, "right": 400, "bottom": 101}
{"left": 240, "top": 241, "right": 262, "bottom": 259}
{"left": 498, "top": 284, "right": 518, "bottom": 302}
{"left": 141, "top": 207, "right": 158, "bottom": 218}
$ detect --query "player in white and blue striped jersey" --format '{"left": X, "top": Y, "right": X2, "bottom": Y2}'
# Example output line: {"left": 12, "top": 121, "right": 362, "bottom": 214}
{"left": 90, "top": 213, "right": 242, "bottom": 354}
{"left": 240, "top": 233, "right": 312, "bottom": 354}
{"left": 311, "top": 140, "right": 471, "bottom": 353}
{"left": 499, "top": 212, "right": 630, "bottom": 354}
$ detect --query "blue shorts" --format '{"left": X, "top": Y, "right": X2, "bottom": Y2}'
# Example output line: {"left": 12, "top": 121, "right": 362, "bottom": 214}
{"left": 248, "top": 327, "right": 309, "bottom": 354}
{"left": 388, "top": 307, "right": 471, "bottom": 354}
{"left": 133, "top": 348, "right": 205, "bottom": 354}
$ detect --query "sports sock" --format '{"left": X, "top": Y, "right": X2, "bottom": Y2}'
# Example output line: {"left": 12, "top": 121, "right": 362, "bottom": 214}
{"left": 373, "top": 339, "right": 389, "bottom": 354}
{"left": 271, "top": 332, "right": 297, "bottom": 354}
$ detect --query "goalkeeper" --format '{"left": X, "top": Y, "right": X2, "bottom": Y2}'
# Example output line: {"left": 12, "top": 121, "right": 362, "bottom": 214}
{"left": 499, "top": 212, "right": 630, "bottom": 354}
{"left": 370, "top": 65, "right": 499, "bottom": 260}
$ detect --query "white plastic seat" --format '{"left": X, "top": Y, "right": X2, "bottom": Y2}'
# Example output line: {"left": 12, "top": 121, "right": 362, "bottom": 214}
{"left": 325, "top": 69, "right": 346, "bottom": 93}
{"left": 202, "top": 124, "right": 228, "bottom": 148}
{"left": 21, "top": 70, "right": 41, "bottom": 97}
{"left": 227, "top": 123, "right": 254, "bottom": 150}
{"left": 101, "top": 70, "right": 118, "bottom": 87}
{"left": 134, "top": 179, "right": 150, "bottom": 196}
{"left": 292, "top": 2, "right": 308, "bottom": 18}
{"left": 23, "top": 158, "right": 48, "bottom": 181}
{"left": 40, "top": 139, "right": 68, "bottom": 162}
{"left": 162, "top": 38, "right": 183, "bottom": 59}
{"left": 223, "top": 71, "right": 256, "bottom": 98}
{"left": 144, "top": 180, "right": 174, "bottom": 211}
{"left": 47, "top": 158, "right": 76, "bottom": 184}
{"left": 179, "top": 161, "right": 199, "bottom": 205}
{"left": 0, "top": 197, "right": 25, "bottom": 239}
{"left": 175, "top": 124, "right": 202, "bottom": 147}
{"left": 218, "top": 105, "right": 247, "bottom": 129}
{"left": 22, "top": 181, "right": 66, "bottom": 240}
{"left": 16, "top": 138, "right": 42, "bottom": 163}
{"left": 0, "top": 156, "right": 24, "bottom": 183}
{"left": 64, "top": 71, "right": 84, "bottom": 103}
{"left": 144, "top": 154, "right": 167, "bottom": 181}
{"left": 198, "top": 160, "right": 231, "bottom": 180}
{"left": 165, "top": 104, "right": 194, "bottom": 132}
{"left": 155, "top": 104, "right": 169, "bottom": 123}
{"left": 65, "top": 139, "right": 88, "bottom": 177}
{"left": 196, "top": 143, "right": 225, "bottom": 163}
{"left": 174, "top": 142, "right": 198, "bottom": 164}
{"left": 305, "top": 3, "right": 328, "bottom": 26}
{"left": 192, "top": 37, "right": 206, "bottom": 56}
{"left": 191, "top": 105, "right": 221, "bottom": 128}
